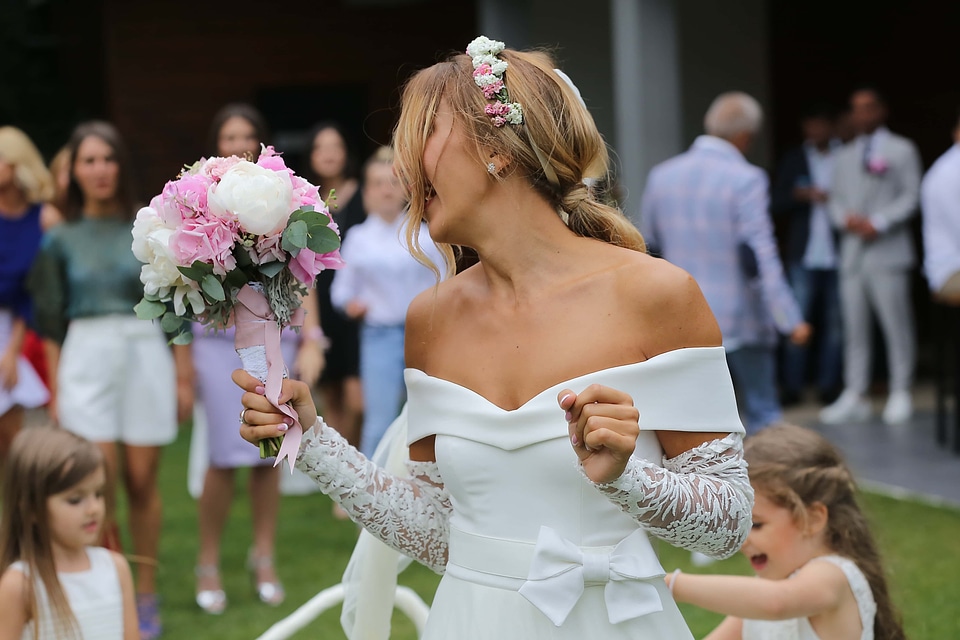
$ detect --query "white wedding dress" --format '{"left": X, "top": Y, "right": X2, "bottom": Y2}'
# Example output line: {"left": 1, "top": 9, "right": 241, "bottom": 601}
{"left": 297, "top": 346, "right": 750, "bottom": 639}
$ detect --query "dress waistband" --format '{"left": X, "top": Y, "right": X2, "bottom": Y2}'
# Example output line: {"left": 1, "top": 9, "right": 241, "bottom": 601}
{"left": 447, "top": 525, "right": 667, "bottom": 627}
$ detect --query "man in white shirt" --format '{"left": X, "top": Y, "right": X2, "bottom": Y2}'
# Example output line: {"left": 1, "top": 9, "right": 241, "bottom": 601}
{"left": 331, "top": 147, "right": 445, "bottom": 457}
{"left": 821, "top": 87, "right": 922, "bottom": 426}
{"left": 921, "top": 112, "right": 960, "bottom": 303}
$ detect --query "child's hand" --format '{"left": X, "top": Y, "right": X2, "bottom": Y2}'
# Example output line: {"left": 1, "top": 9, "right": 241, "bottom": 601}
{"left": 233, "top": 370, "right": 318, "bottom": 444}
{"left": 558, "top": 385, "right": 640, "bottom": 484}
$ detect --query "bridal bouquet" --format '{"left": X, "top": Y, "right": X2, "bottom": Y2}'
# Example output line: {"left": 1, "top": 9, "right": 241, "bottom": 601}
{"left": 131, "top": 145, "right": 343, "bottom": 468}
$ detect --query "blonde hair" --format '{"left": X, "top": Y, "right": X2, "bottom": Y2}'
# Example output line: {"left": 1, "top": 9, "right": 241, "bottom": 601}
{"left": 0, "top": 127, "right": 55, "bottom": 203}
{"left": 393, "top": 46, "right": 645, "bottom": 277}
{"left": 745, "top": 425, "right": 905, "bottom": 640}
{"left": 0, "top": 427, "right": 105, "bottom": 640}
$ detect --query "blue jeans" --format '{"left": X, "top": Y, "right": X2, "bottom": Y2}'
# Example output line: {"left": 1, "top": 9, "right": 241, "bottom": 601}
{"left": 726, "top": 345, "right": 782, "bottom": 434}
{"left": 782, "top": 264, "right": 843, "bottom": 395}
{"left": 359, "top": 324, "right": 407, "bottom": 458}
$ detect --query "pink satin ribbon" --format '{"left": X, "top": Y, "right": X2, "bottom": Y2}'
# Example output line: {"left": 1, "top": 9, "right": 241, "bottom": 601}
{"left": 234, "top": 284, "right": 305, "bottom": 473}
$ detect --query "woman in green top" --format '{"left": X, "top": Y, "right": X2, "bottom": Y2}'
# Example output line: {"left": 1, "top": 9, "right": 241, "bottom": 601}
{"left": 29, "top": 121, "right": 183, "bottom": 640}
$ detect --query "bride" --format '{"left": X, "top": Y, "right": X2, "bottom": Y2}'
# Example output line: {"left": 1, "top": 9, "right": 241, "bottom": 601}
{"left": 236, "top": 36, "right": 753, "bottom": 638}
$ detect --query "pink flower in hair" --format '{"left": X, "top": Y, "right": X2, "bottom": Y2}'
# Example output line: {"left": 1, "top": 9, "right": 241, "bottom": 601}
{"left": 482, "top": 80, "right": 504, "bottom": 99}
{"left": 491, "top": 116, "right": 506, "bottom": 127}
{"left": 473, "top": 63, "right": 492, "bottom": 77}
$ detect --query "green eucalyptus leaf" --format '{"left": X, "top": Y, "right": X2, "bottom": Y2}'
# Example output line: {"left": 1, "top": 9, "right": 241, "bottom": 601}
{"left": 201, "top": 274, "right": 226, "bottom": 301}
{"left": 305, "top": 225, "right": 341, "bottom": 254}
{"left": 259, "top": 261, "right": 285, "bottom": 278}
{"left": 282, "top": 219, "right": 309, "bottom": 252}
{"left": 134, "top": 299, "right": 167, "bottom": 320}
{"left": 160, "top": 311, "right": 183, "bottom": 333}
{"left": 171, "top": 331, "right": 194, "bottom": 345}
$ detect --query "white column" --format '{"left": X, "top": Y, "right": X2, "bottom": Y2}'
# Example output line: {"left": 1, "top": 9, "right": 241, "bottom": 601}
{"left": 610, "top": 0, "right": 682, "bottom": 225}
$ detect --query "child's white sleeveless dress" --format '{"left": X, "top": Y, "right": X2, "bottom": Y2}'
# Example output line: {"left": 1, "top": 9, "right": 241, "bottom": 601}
{"left": 12, "top": 546, "right": 123, "bottom": 639}
{"left": 742, "top": 555, "right": 876, "bottom": 640}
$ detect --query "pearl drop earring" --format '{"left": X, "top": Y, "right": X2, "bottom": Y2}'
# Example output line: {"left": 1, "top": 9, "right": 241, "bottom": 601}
{"left": 487, "top": 162, "right": 497, "bottom": 175}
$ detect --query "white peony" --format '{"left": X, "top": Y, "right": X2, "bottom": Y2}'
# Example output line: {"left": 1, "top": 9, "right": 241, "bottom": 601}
{"left": 132, "top": 207, "right": 181, "bottom": 295}
{"left": 207, "top": 160, "right": 294, "bottom": 236}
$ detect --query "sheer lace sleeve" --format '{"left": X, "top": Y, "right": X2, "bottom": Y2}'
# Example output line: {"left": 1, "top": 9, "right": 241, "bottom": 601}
{"left": 296, "top": 419, "right": 451, "bottom": 573}
{"left": 589, "top": 433, "right": 752, "bottom": 559}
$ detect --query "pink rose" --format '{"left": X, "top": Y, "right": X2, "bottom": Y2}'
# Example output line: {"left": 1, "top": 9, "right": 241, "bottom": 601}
{"left": 169, "top": 215, "right": 239, "bottom": 276}
{"left": 291, "top": 175, "right": 321, "bottom": 208}
{"left": 288, "top": 247, "right": 345, "bottom": 285}
{"left": 256, "top": 147, "right": 289, "bottom": 173}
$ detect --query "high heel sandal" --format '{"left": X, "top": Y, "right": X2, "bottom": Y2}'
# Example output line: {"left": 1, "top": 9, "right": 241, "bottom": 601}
{"left": 194, "top": 565, "right": 227, "bottom": 615}
{"left": 247, "top": 550, "right": 285, "bottom": 606}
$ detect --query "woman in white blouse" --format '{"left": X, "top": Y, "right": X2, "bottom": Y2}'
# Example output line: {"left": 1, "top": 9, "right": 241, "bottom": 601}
{"left": 331, "top": 146, "right": 445, "bottom": 457}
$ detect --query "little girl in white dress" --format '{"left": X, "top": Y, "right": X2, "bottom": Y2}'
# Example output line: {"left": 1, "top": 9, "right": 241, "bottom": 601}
{"left": 668, "top": 424, "right": 906, "bottom": 640}
{"left": 0, "top": 427, "right": 137, "bottom": 639}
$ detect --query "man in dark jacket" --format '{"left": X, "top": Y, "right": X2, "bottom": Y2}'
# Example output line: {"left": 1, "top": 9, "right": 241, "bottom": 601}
{"left": 770, "top": 105, "right": 842, "bottom": 406}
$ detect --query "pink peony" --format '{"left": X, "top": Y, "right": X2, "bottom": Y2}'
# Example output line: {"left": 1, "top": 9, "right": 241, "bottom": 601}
{"left": 288, "top": 247, "right": 345, "bottom": 285}
{"left": 169, "top": 215, "right": 239, "bottom": 276}
{"left": 256, "top": 145, "right": 288, "bottom": 173}
{"left": 172, "top": 173, "right": 211, "bottom": 216}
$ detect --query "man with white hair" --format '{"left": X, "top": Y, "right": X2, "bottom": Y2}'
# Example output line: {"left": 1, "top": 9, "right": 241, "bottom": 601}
{"left": 641, "top": 91, "right": 810, "bottom": 434}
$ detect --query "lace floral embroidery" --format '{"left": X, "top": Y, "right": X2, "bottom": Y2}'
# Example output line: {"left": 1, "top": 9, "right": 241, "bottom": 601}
{"left": 296, "top": 420, "right": 451, "bottom": 573}
{"left": 589, "top": 433, "right": 753, "bottom": 559}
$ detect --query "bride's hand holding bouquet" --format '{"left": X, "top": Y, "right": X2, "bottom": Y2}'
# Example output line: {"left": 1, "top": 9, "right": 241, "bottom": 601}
{"left": 131, "top": 145, "right": 343, "bottom": 469}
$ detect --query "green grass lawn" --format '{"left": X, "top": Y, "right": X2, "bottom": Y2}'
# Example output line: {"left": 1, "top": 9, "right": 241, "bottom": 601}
{"left": 133, "top": 425, "right": 960, "bottom": 639}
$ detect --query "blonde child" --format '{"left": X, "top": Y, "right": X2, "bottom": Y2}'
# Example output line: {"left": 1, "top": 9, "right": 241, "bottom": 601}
{"left": 0, "top": 427, "right": 137, "bottom": 639}
{"left": 668, "top": 424, "right": 905, "bottom": 640}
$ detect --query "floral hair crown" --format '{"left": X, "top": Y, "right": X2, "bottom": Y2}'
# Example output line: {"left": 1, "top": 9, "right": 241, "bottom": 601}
{"left": 466, "top": 36, "right": 523, "bottom": 127}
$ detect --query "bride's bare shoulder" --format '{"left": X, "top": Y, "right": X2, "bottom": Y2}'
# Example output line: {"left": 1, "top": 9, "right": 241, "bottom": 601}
{"left": 615, "top": 250, "right": 722, "bottom": 355}
{"left": 404, "top": 266, "right": 481, "bottom": 370}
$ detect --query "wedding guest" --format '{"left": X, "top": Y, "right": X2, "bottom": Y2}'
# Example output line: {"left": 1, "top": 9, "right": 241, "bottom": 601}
{"left": 27, "top": 120, "right": 184, "bottom": 640}
{"left": 820, "top": 87, "right": 922, "bottom": 426}
{"left": 921, "top": 110, "right": 960, "bottom": 303}
{"left": 48, "top": 145, "right": 72, "bottom": 214}
{"left": 307, "top": 121, "right": 365, "bottom": 514}
{"left": 0, "top": 126, "right": 59, "bottom": 464}
{"left": 331, "top": 146, "right": 444, "bottom": 457}
{"left": 770, "top": 105, "right": 843, "bottom": 406}
{"left": 236, "top": 38, "right": 753, "bottom": 638}
{"left": 183, "top": 103, "right": 326, "bottom": 613}
{"left": 641, "top": 92, "right": 810, "bottom": 435}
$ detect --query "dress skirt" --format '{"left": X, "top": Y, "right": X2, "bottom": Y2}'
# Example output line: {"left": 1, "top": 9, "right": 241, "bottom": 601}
{"left": 0, "top": 309, "right": 48, "bottom": 415}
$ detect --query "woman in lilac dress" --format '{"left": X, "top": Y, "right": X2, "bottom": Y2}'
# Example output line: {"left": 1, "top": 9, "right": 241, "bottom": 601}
{"left": 183, "top": 104, "right": 326, "bottom": 614}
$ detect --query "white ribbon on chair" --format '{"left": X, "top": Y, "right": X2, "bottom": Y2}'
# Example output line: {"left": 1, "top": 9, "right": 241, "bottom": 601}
{"left": 517, "top": 526, "right": 665, "bottom": 626}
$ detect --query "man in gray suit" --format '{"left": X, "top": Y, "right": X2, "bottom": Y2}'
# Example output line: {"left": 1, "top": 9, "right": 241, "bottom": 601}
{"left": 820, "top": 87, "right": 922, "bottom": 426}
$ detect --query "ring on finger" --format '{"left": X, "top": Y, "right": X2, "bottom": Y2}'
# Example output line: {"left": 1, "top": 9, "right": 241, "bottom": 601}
{"left": 239, "top": 408, "right": 249, "bottom": 424}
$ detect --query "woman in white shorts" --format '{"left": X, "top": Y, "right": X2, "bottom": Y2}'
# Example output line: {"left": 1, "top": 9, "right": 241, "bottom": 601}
{"left": 28, "top": 121, "right": 186, "bottom": 640}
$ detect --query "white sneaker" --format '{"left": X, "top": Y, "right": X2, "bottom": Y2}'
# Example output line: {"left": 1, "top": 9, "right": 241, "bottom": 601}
{"left": 819, "top": 390, "right": 871, "bottom": 425}
{"left": 882, "top": 391, "right": 912, "bottom": 425}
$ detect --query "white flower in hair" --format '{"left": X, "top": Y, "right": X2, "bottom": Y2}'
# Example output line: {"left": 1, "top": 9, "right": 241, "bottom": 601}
{"left": 505, "top": 105, "right": 524, "bottom": 126}
{"left": 466, "top": 36, "right": 505, "bottom": 58}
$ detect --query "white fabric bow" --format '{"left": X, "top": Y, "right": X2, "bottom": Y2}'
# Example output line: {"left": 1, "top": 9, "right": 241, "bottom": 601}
{"left": 517, "top": 526, "right": 665, "bottom": 626}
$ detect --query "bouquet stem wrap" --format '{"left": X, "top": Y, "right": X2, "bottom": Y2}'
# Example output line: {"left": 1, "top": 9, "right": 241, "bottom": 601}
{"left": 234, "top": 284, "right": 304, "bottom": 472}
